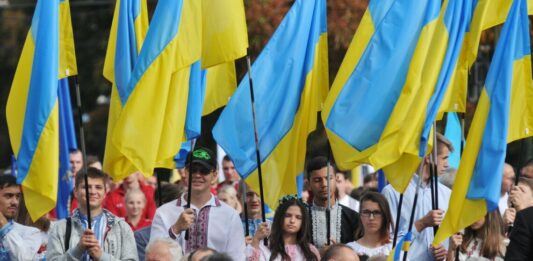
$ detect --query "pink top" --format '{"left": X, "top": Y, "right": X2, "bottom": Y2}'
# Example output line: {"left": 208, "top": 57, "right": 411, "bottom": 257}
{"left": 246, "top": 243, "right": 320, "bottom": 261}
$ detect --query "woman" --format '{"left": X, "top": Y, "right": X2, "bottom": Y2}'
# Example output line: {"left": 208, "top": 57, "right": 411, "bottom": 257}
{"left": 125, "top": 189, "right": 152, "bottom": 231}
{"left": 347, "top": 192, "right": 393, "bottom": 258}
{"left": 247, "top": 195, "right": 320, "bottom": 261}
{"left": 447, "top": 210, "right": 506, "bottom": 261}
{"left": 218, "top": 185, "right": 243, "bottom": 214}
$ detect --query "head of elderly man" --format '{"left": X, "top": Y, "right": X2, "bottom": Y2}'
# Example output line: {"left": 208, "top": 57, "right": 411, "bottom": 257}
{"left": 145, "top": 238, "right": 183, "bottom": 261}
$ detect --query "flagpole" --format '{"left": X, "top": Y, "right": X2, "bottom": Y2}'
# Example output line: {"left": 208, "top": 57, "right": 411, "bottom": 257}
{"left": 402, "top": 160, "right": 426, "bottom": 261}
{"left": 73, "top": 76, "right": 91, "bottom": 229}
{"left": 326, "top": 142, "right": 332, "bottom": 246}
{"left": 392, "top": 193, "right": 404, "bottom": 248}
{"left": 241, "top": 180, "right": 250, "bottom": 237}
{"left": 185, "top": 139, "right": 196, "bottom": 240}
{"left": 245, "top": 51, "right": 268, "bottom": 246}
{"left": 431, "top": 122, "right": 439, "bottom": 235}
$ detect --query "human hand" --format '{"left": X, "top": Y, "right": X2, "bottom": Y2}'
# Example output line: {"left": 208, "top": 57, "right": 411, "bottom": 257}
{"left": 251, "top": 223, "right": 270, "bottom": 247}
{"left": 87, "top": 244, "right": 103, "bottom": 260}
{"left": 449, "top": 233, "right": 463, "bottom": 249}
{"left": 431, "top": 244, "right": 447, "bottom": 261}
{"left": 416, "top": 209, "right": 444, "bottom": 231}
{"left": 78, "top": 229, "right": 99, "bottom": 251}
{"left": 172, "top": 208, "right": 195, "bottom": 234}
{"left": 503, "top": 208, "right": 516, "bottom": 225}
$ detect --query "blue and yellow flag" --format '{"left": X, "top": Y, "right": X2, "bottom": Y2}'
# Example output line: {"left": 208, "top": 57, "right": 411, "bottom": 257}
{"left": 112, "top": 0, "right": 247, "bottom": 176}
{"left": 434, "top": 0, "right": 533, "bottom": 245}
{"left": 323, "top": 0, "right": 441, "bottom": 191}
{"left": 366, "top": 0, "right": 473, "bottom": 192}
{"left": 102, "top": 0, "right": 149, "bottom": 181}
{"left": 212, "top": 0, "right": 328, "bottom": 209}
{"left": 438, "top": 0, "right": 533, "bottom": 118}
{"left": 7, "top": 0, "right": 61, "bottom": 220}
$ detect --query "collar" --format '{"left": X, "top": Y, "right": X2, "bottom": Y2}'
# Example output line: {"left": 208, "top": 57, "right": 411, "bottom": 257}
{"left": 311, "top": 201, "right": 339, "bottom": 211}
{"left": 176, "top": 193, "right": 221, "bottom": 209}
{"left": 73, "top": 208, "right": 116, "bottom": 226}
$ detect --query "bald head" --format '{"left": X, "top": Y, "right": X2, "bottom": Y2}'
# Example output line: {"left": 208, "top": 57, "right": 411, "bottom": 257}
{"left": 321, "top": 244, "right": 359, "bottom": 261}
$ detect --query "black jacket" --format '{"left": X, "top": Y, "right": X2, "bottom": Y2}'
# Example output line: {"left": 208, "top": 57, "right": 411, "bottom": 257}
{"left": 505, "top": 206, "right": 533, "bottom": 261}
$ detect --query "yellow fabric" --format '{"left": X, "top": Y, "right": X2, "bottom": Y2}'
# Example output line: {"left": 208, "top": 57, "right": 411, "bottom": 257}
{"left": 246, "top": 34, "right": 329, "bottom": 210}
{"left": 201, "top": 0, "right": 248, "bottom": 68}
{"left": 434, "top": 56, "right": 533, "bottom": 245}
{"left": 59, "top": 0, "right": 77, "bottom": 78}
{"left": 322, "top": 10, "right": 378, "bottom": 171}
{"left": 202, "top": 62, "right": 237, "bottom": 116}
{"left": 102, "top": 0, "right": 149, "bottom": 180}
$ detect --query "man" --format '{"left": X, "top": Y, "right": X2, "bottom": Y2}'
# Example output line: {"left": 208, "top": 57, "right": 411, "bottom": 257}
{"left": 306, "top": 156, "right": 360, "bottom": 248}
{"left": 320, "top": 244, "right": 360, "bottom": 261}
{"left": 145, "top": 238, "right": 183, "bottom": 261}
{"left": 500, "top": 163, "right": 515, "bottom": 216}
{"left": 0, "top": 175, "right": 42, "bottom": 260}
{"left": 382, "top": 133, "right": 453, "bottom": 261}
{"left": 70, "top": 149, "right": 83, "bottom": 176}
{"left": 150, "top": 148, "right": 245, "bottom": 260}
{"left": 506, "top": 177, "right": 533, "bottom": 261}
{"left": 216, "top": 155, "right": 240, "bottom": 192}
{"left": 47, "top": 167, "right": 138, "bottom": 260}
{"left": 520, "top": 159, "right": 533, "bottom": 179}
{"left": 104, "top": 171, "right": 157, "bottom": 220}
{"left": 188, "top": 247, "right": 217, "bottom": 261}
{"left": 335, "top": 170, "right": 360, "bottom": 212}
{"left": 241, "top": 184, "right": 272, "bottom": 244}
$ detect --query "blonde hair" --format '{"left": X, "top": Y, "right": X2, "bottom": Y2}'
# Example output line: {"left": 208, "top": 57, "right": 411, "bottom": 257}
{"left": 125, "top": 188, "right": 146, "bottom": 203}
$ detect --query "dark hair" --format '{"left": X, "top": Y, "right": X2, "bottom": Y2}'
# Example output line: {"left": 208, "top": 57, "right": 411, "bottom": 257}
{"left": 269, "top": 198, "right": 317, "bottom": 261}
{"left": 74, "top": 167, "right": 108, "bottom": 189}
{"left": 461, "top": 210, "right": 505, "bottom": 259}
{"left": 355, "top": 192, "right": 393, "bottom": 244}
{"left": 222, "top": 155, "right": 232, "bottom": 162}
{"left": 321, "top": 244, "right": 354, "bottom": 261}
{"left": 305, "top": 156, "right": 329, "bottom": 179}
{"left": 518, "top": 177, "right": 533, "bottom": 192}
{"left": 154, "top": 183, "right": 183, "bottom": 206}
{"left": 363, "top": 173, "right": 378, "bottom": 184}
{"left": 200, "top": 253, "right": 233, "bottom": 261}
{"left": 86, "top": 155, "right": 100, "bottom": 166}
{"left": 336, "top": 169, "right": 352, "bottom": 181}
{"left": 436, "top": 132, "right": 454, "bottom": 154}
{"left": 188, "top": 247, "right": 217, "bottom": 261}
{"left": 0, "top": 175, "right": 18, "bottom": 190}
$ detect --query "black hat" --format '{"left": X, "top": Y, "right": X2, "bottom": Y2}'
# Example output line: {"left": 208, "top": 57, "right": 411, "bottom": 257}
{"left": 186, "top": 147, "right": 217, "bottom": 170}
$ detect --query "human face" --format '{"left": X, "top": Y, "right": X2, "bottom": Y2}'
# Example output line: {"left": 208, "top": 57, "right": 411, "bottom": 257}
{"left": 70, "top": 151, "right": 83, "bottom": 176}
{"left": 188, "top": 164, "right": 216, "bottom": 193}
{"left": 436, "top": 146, "right": 450, "bottom": 175}
{"left": 360, "top": 200, "right": 383, "bottom": 234}
{"left": 125, "top": 193, "right": 146, "bottom": 218}
{"left": 145, "top": 242, "right": 173, "bottom": 261}
{"left": 76, "top": 177, "right": 106, "bottom": 213}
{"left": 517, "top": 182, "right": 533, "bottom": 200}
{"left": 335, "top": 173, "right": 346, "bottom": 197}
{"left": 522, "top": 165, "right": 533, "bottom": 179}
{"left": 222, "top": 160, "right": 239, "bottom": 182}
{"left": 246, "top": 191, "right": 262, "bottom": 217}
{"left": 308, "top": 166, "right": 336, "bottom": 204}
{"left": 217, "top": 192, "right": 237, "bottom": 209}
{"left": 0, "top": 186, "right": 21, "bottom": 219}
{"left": 470, "top": 216, "right": 486, "bottom": 230}
{"left": 501, "top": 164, "right": 515, "bottom": 194}
{"left": 283, "top": 205, "right": 303, "bottom": 235}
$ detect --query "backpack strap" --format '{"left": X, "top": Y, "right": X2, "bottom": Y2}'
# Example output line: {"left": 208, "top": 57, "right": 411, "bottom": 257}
{"left": 64, "top": 217, "right": 72, "bottom": 251}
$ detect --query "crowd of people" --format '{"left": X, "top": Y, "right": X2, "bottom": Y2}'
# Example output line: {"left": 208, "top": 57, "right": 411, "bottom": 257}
{"left": 0, "top": 135, "right": 532, "bottom": 260}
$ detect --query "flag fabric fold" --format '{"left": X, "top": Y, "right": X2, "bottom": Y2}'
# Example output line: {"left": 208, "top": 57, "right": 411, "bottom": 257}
{"left": 6, "top": 0, "right": 60, "bottom": 220}
{"left": 434, "top": 0, "right": 533, "bottom": 244}
{"left": 212, "top": 0, "right": 329, "bottom": 209}
{"left": 102, "top": 0, "right": 149, "bottom": 181}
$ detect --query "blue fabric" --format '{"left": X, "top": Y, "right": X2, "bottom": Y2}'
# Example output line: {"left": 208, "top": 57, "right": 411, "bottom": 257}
{"left": 57, "top": 78, "right": 77, "bottom": 219}
{"left": 184, "top": 61, "right": 208, "bottom": 140}
{"left": 174, "top": 140, "right": 192, "bottom": 169}
{"left": 326, "top": 0, "right": 441, "bottom": 151}
{"left": 296, "top": 173, "right": 305, "bottom": 197}
{"left": 212, "top": 0, "right": 326, "bottom": 177}
{"left": 377, "top": 169, "right": 387, "bottom": 192}
{"left": 444, "top": 112, "right": 462, "bottom": 169}
{"left": 466, "top": 0, "right": 530, "bottom": 212}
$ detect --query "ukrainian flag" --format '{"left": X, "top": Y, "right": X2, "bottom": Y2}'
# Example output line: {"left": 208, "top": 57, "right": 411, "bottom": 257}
{"left": 438, "top": 0, "right": 533, "bottom": 118}
{"left": 212, "top": 0, "right": 328, "bottom": 209}
{"left": 6, "top": 0, "right": 62, "bottom": 221}
{"left": 112, "top": 0, "right": 247, "bottom": 176}
{"left": 322, "top": 0, "right": 441, "bottom": 191}
{"left": 365, "top": 0, "right": 473, "bottom": 192}
{"left": 434, "top": 0, "right": 533, "bottom": 245}
{"left": 102, "top": 0, "right": 149, "bottom": 181}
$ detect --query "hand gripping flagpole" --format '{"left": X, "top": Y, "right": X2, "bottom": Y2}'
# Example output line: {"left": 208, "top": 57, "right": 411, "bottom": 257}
{"left": 73, "top": 76, "right": 91, "bottom": 229}
{"left": 185, "top": 139, "right": 196, "bottom": 240}
{"left": 430, "top": 122, "right": 439, "bottom": 235}
{"left": 245, "top": 50, "right": 268, "bottom": 246}
{"left": 402, "top": 160, "right": 426, "bottom": 261}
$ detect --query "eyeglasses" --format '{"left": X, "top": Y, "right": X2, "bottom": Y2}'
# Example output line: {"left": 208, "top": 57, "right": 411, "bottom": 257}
{"left": 190, "top": 165, "right": 213, "bottom": 175}
{"left": 361, "top": 210, "right": 382, "bottom": 218}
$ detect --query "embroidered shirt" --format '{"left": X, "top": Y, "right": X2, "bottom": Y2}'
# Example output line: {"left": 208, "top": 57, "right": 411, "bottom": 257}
{"left": 309, "top": 203, "right": 342, "bottom": 248}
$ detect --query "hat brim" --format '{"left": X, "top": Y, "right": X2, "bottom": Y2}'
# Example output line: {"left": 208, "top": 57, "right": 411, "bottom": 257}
{"left": 191, "top": 160, "right": 216, "bottom": 171}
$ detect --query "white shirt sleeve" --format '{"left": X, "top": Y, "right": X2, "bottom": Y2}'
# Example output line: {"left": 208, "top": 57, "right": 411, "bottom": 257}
{"left": 1, "top": 222, "right": 41, "bottom": 260}
{"left": 225, "top": 211, "right": 246, "bottom": 261}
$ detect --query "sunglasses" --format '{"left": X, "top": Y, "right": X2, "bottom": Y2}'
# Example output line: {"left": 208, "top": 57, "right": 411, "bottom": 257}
{"left": 190, "top": 165, "right": 213, "bottom": 175}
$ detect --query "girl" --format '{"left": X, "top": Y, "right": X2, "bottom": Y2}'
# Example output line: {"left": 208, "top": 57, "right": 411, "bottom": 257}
{"left": 347, "top": 192, "right": 393, "bottom": 258}
{"left": 447, "top": 210, "right": 506, "bottom": 261}
{"left": 218, "top": 185, "right": 243, "bottom": 214}
{"left": 247, "top": 195, "right": 320, "bottom": 261}
{"left": 125, "top": 189, "right": 152, "bottom": 231}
